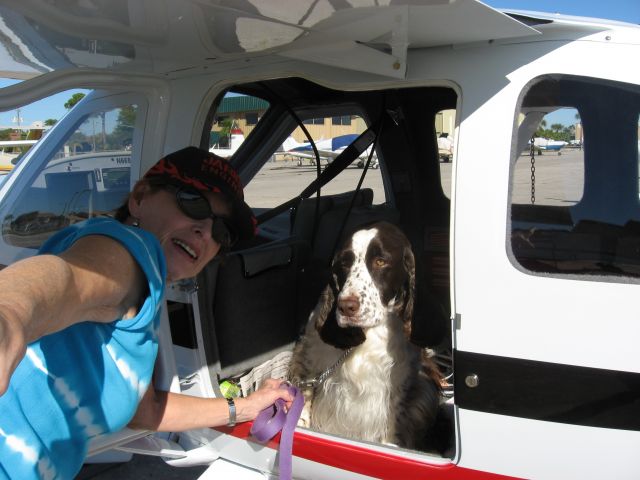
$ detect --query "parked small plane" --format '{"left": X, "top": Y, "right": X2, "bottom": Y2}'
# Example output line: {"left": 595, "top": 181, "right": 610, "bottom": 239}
{"left": 0, "top": 139, "right": 38, "bottom": 173}
{"left": 280, "top": 134, "right": 378, "bottom": 167}
{"left": 532, "top": 137, "right": 568, "bottom": 154}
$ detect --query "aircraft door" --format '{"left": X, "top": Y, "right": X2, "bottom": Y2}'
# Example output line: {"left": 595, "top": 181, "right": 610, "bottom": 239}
{"left": 452, "top": 74, "right": 640, "bottom": 479}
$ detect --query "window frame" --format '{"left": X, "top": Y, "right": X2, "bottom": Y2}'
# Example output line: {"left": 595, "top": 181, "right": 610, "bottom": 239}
{"left": 507, "top": 74, "right": 640, "bottom": 282}
{"left": 0, "top": 91, "right": 148, "bottom": 255}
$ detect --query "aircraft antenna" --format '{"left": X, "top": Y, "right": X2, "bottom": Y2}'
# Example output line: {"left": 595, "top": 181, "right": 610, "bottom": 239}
{"left": 12, "top": 108, "right": 23, "bottom": 129}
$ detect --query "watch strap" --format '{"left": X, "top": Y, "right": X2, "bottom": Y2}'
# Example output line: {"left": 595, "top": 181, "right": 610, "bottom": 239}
{"left": 226, "top": 397, "right": 236, "bottom": 427}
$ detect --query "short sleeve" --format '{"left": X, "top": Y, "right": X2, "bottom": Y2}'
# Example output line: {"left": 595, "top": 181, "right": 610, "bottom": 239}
{"left": 39, "top": 218, "right": 167, "bottom": 330}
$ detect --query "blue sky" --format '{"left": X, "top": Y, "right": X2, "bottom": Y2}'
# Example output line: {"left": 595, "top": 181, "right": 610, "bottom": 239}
{"left": 483, "top": 0, "right": 639, "bottom": 127}
{"left": 0, "top": 80, "right": 87, "bottom": 129}
{"left": 483, "top": 0, "right": 639, "bottom": 25}
{"left": 1, "top": 0, "right": 638, "bottom": 129}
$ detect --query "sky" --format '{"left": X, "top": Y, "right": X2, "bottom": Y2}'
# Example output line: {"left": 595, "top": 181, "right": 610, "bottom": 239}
{"left": 483, "top": 0, "right": 639, "bottom": 127}
{"left": 0, "top": 80, "right": 87, "bottom": 130}
{"left": 484, "top": 0, "right": 639, "bottom": 25}
{"left": 0, "top": 0, "right": 638, "bottom": 129}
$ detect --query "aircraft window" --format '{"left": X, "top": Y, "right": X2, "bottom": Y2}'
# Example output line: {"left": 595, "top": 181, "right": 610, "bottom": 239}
{"left": 2, "top": 104, "right": 138, "bottom": 249}
{"left": 245, "top": 112, "right": 259, "bottom": 125}
{"left": 509, "top": 76, "right": 640, "bottom": 279}
{"left": 436, "top": 109, "right": 455, "bottom": 198}
{"left": 302, "top": 118, "right": 325, "bottom": 125}
{"left": 332, "top": 115, "right": 352, "bottom": 126}
{"left": 244, "top": 112, "right": 385, "bottom": 211}
{"left": 204, "top": 89, "right": 385, "bottom": 241}
{"left": 0, "top": 85, "right": 90, "bottom": 171}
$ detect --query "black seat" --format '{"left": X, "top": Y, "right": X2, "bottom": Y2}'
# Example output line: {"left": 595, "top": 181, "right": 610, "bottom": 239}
{"left": 197, "top": 239, "right": 310, "bottom": 378}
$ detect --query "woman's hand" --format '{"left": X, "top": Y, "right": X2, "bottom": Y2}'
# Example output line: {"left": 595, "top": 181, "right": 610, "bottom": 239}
{"left": 0, "top": 310, "right": 27, "bottom": 396}
{"left": 235, "top": 378, "right": 294, "bottom": 423}
{"left": 129, "top": 378, "right": 295, "bottom": 432}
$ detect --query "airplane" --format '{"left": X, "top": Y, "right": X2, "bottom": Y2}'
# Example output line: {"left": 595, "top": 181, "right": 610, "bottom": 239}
{"left": 0, "top": 2, "right": 639, "bottom": 479}
{"left": 279, "top": 134, "right": 378, "bottom": 168}
{"left": 531, "top": 137, "right": 568, "bottom": 155}
{"left": 0, "top": 139, "right": 38, "bottom": 173}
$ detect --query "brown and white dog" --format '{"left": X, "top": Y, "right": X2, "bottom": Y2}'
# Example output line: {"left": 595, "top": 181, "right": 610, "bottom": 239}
{"left": 289, "top": 222, "right": 441, "bottom": 449}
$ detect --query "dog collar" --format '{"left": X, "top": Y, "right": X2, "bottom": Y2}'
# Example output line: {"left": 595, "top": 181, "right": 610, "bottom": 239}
{"left": 293, "top": 348, "right": 353, "bottom": 389}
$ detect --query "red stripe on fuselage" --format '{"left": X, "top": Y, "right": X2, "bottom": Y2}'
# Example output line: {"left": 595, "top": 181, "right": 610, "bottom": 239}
{"left": 214, "top": 424, "right": 520, "bottom": 479}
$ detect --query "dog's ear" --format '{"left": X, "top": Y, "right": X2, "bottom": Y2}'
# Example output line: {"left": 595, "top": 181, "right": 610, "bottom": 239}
{"left": 402, "top": 244, "right": 416, "bottom": 340}
{"left": 314, "top": 280, "right": 365, "bottom": 349}
{"left": 311, "top": 284, "right": 335, "bottom": 331}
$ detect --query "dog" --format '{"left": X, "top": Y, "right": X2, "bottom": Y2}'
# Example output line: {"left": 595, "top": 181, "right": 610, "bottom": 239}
{"left": 289, "top": 221, "right": 441, "bottom": 450}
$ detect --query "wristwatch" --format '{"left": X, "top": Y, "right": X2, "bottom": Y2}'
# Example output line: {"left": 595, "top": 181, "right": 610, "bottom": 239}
{"left": 226, "top": 397, "right": 236, "bottom": 427}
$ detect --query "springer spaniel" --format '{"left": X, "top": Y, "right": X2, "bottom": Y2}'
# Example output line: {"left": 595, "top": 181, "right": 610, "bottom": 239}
{"left": 289, "top": 221, "right": 441, "bottom": 450}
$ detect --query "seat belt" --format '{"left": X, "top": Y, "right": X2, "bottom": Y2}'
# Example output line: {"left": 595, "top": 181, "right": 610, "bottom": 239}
{"left": 255, "top": 120, "right": 381, "bottom": 225}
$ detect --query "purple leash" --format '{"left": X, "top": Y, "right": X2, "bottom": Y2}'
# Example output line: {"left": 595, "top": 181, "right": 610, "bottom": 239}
{"left": 250, "top": 384, "right": 304, "bottom": 480}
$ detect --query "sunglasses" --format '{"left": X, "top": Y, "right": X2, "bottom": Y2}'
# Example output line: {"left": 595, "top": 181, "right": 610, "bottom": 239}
{"left": 165, "top": 185, "right": 238, "bottom": 248}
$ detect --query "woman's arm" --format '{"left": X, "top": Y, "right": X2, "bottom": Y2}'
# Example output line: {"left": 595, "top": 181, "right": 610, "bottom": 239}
{"left": 129, "top": 379, "right": 294, "bottom": 432}
{"left": 0, "top": 234, "right": 145, "bottom": 395}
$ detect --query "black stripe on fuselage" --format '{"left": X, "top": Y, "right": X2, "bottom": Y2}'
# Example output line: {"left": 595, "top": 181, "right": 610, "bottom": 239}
{"left": 454, "top": 350, "right": 640, "bottom": 431}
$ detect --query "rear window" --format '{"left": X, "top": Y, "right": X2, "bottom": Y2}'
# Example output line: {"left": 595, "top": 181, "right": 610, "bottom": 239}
{"left": 509, "top": 76, "right": 640, "bottom": 279}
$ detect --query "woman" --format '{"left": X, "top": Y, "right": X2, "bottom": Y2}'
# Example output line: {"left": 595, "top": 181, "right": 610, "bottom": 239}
{"left": 0, "top": 146, "right": 293, "bottom": 479}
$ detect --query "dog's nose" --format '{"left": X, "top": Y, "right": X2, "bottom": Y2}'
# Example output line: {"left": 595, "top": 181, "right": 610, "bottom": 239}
{"left": 338, "top": 296, "right": 360, "bottom": 317}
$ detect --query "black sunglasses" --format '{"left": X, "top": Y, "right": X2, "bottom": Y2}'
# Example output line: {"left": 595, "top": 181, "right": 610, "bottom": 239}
{"left": 165, "top": 185, "right": 238, "bottom": 248}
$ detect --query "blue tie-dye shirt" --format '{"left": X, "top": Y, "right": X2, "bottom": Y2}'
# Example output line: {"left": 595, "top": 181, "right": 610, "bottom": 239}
{"left": 0, "top": 218, "right": 166, "bottom": 479}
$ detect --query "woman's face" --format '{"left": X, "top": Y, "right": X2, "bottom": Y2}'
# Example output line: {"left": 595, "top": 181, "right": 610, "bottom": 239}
{"left": 129, "top": 183, "right": 228, "bottom": 282}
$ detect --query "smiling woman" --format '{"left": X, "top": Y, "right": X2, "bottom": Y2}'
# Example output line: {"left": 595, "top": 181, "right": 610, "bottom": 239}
{"left": 0, "top": 146, "right": 293, "bottom": 480}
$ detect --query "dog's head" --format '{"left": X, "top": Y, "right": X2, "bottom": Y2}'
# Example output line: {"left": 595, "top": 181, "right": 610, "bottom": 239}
{"left": 315, "top": 222, "right": 415, "bottom": 347}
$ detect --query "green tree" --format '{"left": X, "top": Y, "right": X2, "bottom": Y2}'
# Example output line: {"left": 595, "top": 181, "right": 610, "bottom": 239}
{"left": 44, "top": 119, "right": 57, "bottom": 127}
{"left": 534, "top": 119, "right": 549, "bottom": 138}
{"left": 109, "top": 106, "right": 137, "bottom": 149}
{"left": 216, "top": 118, "right": 233, "bottom": 148}
{"left": 64, "top": 93, "right": 86, "bottom": 110}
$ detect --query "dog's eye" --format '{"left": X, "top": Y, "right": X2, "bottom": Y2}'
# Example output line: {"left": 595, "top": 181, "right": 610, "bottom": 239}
{"left": 336, "top": 251, "right": 355, "bottom": 270}
{"left": 374, "top": 258, "right": 387, "bottom": 268}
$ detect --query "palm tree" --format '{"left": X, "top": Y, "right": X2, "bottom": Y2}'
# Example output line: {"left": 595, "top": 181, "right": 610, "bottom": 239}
{"left": 64, "top": 93, "right": 86, "bottom": 110}
{"left": 218, "top": 118, "right": 234, "bottom": 148}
